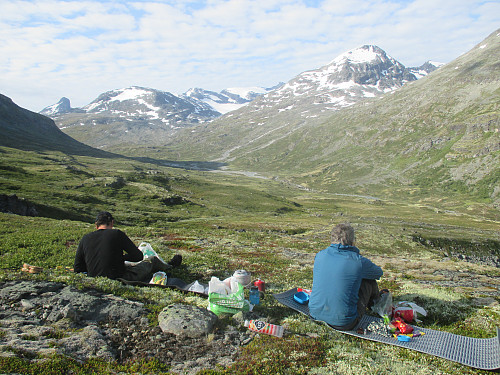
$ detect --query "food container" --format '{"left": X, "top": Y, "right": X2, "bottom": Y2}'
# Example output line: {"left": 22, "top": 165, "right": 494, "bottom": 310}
{"left": 293, "top": 291, "right": 310, "bottom": 305}
{"left": 233, "top": 270, "right": 252, "bottom": 287}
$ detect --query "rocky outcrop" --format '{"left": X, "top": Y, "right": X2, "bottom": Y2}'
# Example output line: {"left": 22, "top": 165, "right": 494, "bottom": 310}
{"left": 0, "top": 194, "right": 38, "bottom": 216}
{"left": 0, "top": 280, "right": 256, "bottom": 374}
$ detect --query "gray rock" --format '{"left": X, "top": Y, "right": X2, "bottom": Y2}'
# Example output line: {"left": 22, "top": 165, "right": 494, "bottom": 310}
{"left": 158, "top": 304, "right": 218, "bottom": 338}
{"left": 0, "top": 281, "right": 146, "bottom": 323}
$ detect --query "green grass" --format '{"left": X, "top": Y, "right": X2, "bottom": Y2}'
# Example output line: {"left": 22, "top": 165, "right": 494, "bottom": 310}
{"left": 0, "top": 145, "right": 499, "bottom": 374}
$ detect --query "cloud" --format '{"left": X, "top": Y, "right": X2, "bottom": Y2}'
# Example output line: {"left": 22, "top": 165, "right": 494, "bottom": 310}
{"left": 0, "top": 0, "right": 498, "bottom": 111}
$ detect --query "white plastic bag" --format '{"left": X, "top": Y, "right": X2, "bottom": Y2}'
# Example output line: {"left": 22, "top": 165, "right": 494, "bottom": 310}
{"left": 372, "top": 291, "right": 393, "bottom": 322}
{"left": 188, "top": 280, "right": 206, "bottom": 293}
{"left": 208, "top": 276, "right": 239, "bottom": 295}
{"left": 139, "top": 242, "right": 167, "bottom": 262}
{"left": 126, "top": 242, "right": 167, "bottom": 266}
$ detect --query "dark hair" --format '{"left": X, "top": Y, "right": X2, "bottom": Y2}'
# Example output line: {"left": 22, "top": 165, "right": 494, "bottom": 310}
{"left": 95, "top": 211, "right": 114, "bottom": 227}
{"left": 331, "top": 223, "right": 355, "bottom": 246}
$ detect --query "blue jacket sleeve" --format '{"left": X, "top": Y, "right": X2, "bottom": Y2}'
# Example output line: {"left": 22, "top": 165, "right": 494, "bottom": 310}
{"left": 360, "top": 256, "right": 383, "bottom": 280}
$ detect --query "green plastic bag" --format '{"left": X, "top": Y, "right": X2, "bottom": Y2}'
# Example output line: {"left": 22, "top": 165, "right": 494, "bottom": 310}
{"left": 208, "top": 282, "right": 250, "bottom": 315}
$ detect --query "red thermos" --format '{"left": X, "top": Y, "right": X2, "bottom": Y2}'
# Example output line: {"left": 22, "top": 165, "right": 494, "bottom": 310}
{"left": 254, "top": 278, "right": 265, "bottom": 292}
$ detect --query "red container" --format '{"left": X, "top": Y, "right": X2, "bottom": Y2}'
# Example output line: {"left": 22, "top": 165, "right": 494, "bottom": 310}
{"left": 254, "top": 278, "right": 265, "bottom": 292}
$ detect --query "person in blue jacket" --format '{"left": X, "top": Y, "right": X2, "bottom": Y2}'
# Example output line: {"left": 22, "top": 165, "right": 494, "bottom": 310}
{"left": 309, "top": 223, "right": 383, "bottom": 330}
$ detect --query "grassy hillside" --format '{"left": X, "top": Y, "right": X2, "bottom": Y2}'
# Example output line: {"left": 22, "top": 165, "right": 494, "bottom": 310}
{"left": 0, "top": 145, "right": 499, "bottom": 373}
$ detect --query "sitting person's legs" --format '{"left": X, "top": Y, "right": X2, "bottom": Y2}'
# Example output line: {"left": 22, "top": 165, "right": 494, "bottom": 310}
{"left": 357, "top": 278, "right": 380, "bottom": 318}
{"left": 122, "top": 255, "right": 182, "bottom": 282}
{"left": 332, "top": 279, "right": 380, "bottom": 331}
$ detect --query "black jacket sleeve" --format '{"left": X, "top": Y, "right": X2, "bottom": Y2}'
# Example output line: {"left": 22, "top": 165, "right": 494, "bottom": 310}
{"left": 73, "top": 239, "right": 88, "bottom": 273}
{"left": 118, "top": 230, "right": 144, "bottom": 262}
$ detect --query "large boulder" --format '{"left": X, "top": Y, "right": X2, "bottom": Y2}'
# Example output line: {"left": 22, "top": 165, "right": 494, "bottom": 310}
{"left": 158, "top": 304, "right": 218, "bottom": 338}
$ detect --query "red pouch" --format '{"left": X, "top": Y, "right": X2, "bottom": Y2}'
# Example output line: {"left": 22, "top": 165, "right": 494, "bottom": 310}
{"left": 393, "top": 318, "right": 414, "bottom": 334}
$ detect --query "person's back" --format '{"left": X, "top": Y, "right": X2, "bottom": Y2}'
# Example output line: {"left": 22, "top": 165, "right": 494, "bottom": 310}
{"left": 309, "top": 244, "right": 364, "bottom": 327}
{"left": 74, "top": 211, "right": 182, "bottom": 282}
{"left": 75, "top": 228, "right": 143, "bottom": 279}
{"left": 309, "top": 223, "right": 383, "bottom": 330}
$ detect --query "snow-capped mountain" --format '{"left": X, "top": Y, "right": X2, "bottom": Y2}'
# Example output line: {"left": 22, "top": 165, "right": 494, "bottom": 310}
{"left": 44, "top": 45, "right": 441, "bottom": 150}
{"left": 408, "top": 61, "right": 445, "bottom": 79}
{"left": 183, "top": 85, "right": 282, "bottom": 114}
{"left": 170, "top": 45, "right": 444, "bottom": 163}
{"left": 257, "top": 45, "right": 421, "bottom": 113}
{"left": 77, "top": 86, "right": 219, "bottom": 125}
{"left": 45, "top": 86, "right": 224, "bottom": 148}
{"left": 40, "top": 97, "right": 82, "bottom": 116}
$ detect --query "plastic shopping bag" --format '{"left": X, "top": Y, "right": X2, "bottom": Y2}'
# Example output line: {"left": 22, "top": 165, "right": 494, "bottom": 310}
{"left": 208, "top": 276, "right": 252, "bottom": 315}
{"left": 394, "top": 301, "right": 427, "bottom": 323}
{"left": 372, "top": 291, "right": 393, "bottom": 323}
{"left": 138, "top": 242, "right": 167, "bottom": 263}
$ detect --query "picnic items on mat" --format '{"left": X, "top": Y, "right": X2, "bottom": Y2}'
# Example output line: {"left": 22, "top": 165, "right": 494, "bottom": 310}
{"left": 150, "top": 271, "right": 168, "bottom": 285}
{"left": 293, "top": 291, "right": 310, "bottom": 305}
{"left": 274, "top": 288, "right": 500, "bottom": 371}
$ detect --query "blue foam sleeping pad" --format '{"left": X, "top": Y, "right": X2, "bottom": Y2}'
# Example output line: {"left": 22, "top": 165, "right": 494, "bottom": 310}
{"left": 274, "top": 288, "right": 500, "bottom": 370}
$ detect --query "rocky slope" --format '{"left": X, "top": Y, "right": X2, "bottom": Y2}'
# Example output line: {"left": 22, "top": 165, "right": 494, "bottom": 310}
{"left": 0, "top": 279, "right": 255, "bottom": 374}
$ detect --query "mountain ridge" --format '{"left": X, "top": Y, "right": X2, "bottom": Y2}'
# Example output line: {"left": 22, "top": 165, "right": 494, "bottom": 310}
{"left": 0, "top": 93, "right": 109, "bottom": 157}
{"left": 43, "top": 45, "right": 437, "bottom": 150}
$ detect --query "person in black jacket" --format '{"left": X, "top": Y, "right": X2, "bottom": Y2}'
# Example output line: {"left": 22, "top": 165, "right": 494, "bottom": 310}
{"left": 74, "top": 211, "right": 181, "bottom": 281}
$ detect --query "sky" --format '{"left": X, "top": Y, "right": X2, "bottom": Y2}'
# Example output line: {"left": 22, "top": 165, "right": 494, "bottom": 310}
{"left": 1, "top": 0, "right": 499, "bottom": 112}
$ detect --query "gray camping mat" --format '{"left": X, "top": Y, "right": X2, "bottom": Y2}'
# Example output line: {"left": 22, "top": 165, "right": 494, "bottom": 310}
{"left": 118, "top": 277, "right": 208, "bottom": 297}
{"left": 274, "top": 288, "right": 500, "bottom": 370}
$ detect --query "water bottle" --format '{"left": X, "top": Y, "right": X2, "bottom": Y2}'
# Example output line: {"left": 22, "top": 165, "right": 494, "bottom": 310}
{"left": 244, "top": 319, "right": 284, "bottom": 338}
{"left": 249, "top": 286, "right": 260, "bottom": 305}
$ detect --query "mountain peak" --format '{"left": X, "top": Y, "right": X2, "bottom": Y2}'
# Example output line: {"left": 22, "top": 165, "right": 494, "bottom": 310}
{"left": 330, "top": 45, "right": 388, "bottom": 65}
{"left": 40, "top": 96, "right": 75, "bottom": 116}
{"left": 267, "top": 45, "right": 417, "bottom": 111}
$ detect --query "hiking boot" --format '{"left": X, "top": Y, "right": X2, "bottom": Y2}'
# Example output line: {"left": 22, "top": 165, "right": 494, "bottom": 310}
{"left": 150, "top": 256, "right": 172, "bottom": 272}
{"left": 168, "top": 254, "right": 182, "bottom": 268}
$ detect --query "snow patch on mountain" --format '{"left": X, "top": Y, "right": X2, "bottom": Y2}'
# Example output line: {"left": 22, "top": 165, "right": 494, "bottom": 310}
{"left": 183, "top": 86, "right": 277, "bottom": 114}
{"left": 330, "top": 45, "right": 381, "bottom": 64}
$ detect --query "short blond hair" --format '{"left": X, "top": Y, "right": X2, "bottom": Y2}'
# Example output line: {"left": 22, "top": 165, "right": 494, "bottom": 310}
{"left": 331, "top": 223, "right": 355, "bottom": 246}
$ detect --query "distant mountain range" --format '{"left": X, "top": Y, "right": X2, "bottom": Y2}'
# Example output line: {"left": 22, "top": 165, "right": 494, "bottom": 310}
{"left": 40, "top": 85, "right": 282, "bottom": 118}
{"left": 40, "top": 45, "right": 440, "bottom": 149}
{"left": 164, "top": 30, "right": 498, "bottom": 203}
